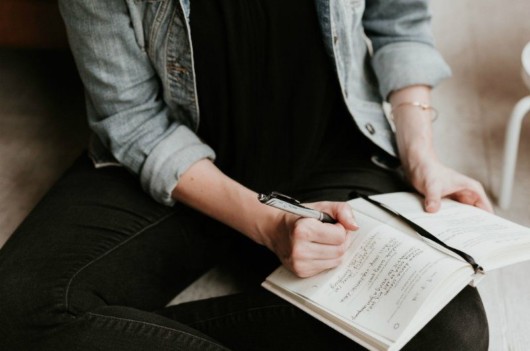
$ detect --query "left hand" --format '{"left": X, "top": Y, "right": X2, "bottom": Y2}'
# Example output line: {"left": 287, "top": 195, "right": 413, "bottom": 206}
{"left": 404, "top": 157, "right": 494, "bottom": 213}
{"left": 389, "top": 85, "right": 494, "bottom": 214}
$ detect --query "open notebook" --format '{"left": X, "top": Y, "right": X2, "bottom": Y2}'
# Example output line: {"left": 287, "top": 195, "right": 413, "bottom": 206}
{"left": 263, "top": 192, "right": 530, "bottom": 351}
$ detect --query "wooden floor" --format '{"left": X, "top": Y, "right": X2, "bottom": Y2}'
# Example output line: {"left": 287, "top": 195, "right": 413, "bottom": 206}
{"left": 1, "top": 1, "right": 530, "bottom": 349}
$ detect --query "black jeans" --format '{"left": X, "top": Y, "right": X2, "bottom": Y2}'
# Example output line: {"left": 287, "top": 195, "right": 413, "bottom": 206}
{"left": 0, "top": 154, "right": 488, "bottom": 350}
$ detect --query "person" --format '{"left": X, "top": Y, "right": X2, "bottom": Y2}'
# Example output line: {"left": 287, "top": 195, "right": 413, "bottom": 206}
{"left": 0, "top": 0, "right": 493, "bottom": 350}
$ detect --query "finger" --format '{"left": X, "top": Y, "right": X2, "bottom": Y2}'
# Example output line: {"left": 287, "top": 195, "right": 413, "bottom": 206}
{"left": 424, "top": 181, "right": 442, "bottom": 213}
{"left": 294, "top": 240, "right": 350, "bottom": 261}
{"left": 293, "top": 219, "right": 349, "bottom": 246}
{"left": 289, "top": 257, "right": 343, "bottom": 278}
{"left": 451, "top": 185, "right": 494, "bottom": 214}
{"left": 288, "top": 234, "right": 354, "bottom": 277}
{"left": 311, "top": 202, "right": 359, "bottom": 231}
{"left": 475, "top": 196, "right": 494, "bottom": 213}
{"left": 334, "top": 203, "right": 359, "bottom": 231}
{"left": 470, "top": 182, "right": 494, "bottom": 213}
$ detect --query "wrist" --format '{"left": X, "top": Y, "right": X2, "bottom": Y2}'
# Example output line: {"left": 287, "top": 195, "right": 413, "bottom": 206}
{"left": 172, "top": 160, "right": 284, "bottom": 247}
{"left": 393, "top": 109, "right": 438, "bottom": 171}
{"left": 390, "top": 102, "right": 438, "bottom": 123}
{"left": 401, "top": 142, "right": 437, "bottom": 162}
{"left": 251, "top": 203, "right": 291, "bottom": 249}
{"left": 222, "top": 190, "right": 290, "bottom": 249}
{"left": 399, "top": 142, "right": 438, "bottom": 176}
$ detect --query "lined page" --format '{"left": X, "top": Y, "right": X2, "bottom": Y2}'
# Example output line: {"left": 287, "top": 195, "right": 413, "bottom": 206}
{"left": 371, "top": 193, "right": 530, "bottom": 270}
{"left": 265, "top": 213, "right": 470, "bottom": 342}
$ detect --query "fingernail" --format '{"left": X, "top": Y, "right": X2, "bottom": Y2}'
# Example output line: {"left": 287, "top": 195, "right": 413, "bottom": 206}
{"left": 350, "top": 209, "right": 359, "bottom": 228}
{"left": 426, "top": 200, "right": 435, "bottom": 211}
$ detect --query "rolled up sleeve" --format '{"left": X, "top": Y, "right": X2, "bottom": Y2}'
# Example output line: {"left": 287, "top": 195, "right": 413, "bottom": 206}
{"left": 140, "top": 125, "right": 215, "bottom": 206}
{"left": 363, "top": 0, "right": 452, "bottom": 100}
{"left": 59, "top": 0, "right": 214, "bottom": 206}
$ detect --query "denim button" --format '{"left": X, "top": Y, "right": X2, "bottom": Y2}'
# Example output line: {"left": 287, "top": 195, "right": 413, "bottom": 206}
{"left": 365, "top": 123, "right": 375, "bottom": 135}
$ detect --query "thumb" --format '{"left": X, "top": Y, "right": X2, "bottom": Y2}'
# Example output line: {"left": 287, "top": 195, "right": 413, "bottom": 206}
{"left": 424, "top": 183, "right": 442, "bottom": 213}
{"left": 331, "top": 203, "right": 359, "bottom": 231}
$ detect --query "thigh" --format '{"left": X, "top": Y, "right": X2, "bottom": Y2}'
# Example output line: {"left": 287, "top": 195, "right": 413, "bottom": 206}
{"left": 156, "top": 285, "right": 487, "bottom": 351}
{"left": 0, "top": 153, "right": 235, "bottom": 320}
{"left": 404, "top": 286, "right": 488, "bottom": 351}
{"left": 292, "top": 157, "right": 411, "bottom": 203}
{"left": 157, "top": 289, "right": 364, "bottom": 351}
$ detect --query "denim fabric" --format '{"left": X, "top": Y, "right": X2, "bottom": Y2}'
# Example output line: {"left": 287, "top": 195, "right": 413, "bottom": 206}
{"left": 0, "top": 154, "right": 488, "bottom": 350}
{"left": 58, "top": 0, "right": 451, "bottom": 206}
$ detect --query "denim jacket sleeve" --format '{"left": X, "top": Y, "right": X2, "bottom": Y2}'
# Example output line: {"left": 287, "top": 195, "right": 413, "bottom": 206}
{"left": 58, "top": 0, "right": 215, "bottom": 206}
{"left": 362, "top": 0, "right": 452, "bottom": 99}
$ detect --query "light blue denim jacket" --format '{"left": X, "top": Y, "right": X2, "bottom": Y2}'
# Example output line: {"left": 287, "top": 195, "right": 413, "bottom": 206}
{"left": 58, "top": 0, "right": 451, "bottom": 206}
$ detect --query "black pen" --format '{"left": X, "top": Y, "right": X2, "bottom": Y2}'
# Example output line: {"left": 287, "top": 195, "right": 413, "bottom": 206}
{"left": 258, "top": 192, "right": 337, "bottom": 224}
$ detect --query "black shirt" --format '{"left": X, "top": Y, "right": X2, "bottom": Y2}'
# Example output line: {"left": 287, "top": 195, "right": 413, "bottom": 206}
{"left": 191, "top": 0, "right": 378, "bottom": 197}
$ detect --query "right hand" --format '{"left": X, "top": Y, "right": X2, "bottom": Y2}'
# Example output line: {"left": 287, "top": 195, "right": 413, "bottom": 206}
{"left": 261, "top": 202, "right": 359, "bottom": 278}
{"left": 172, "top": 160, "right": 359, "bottom": 278}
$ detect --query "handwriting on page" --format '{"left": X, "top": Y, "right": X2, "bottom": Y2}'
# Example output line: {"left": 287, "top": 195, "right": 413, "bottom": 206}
{"left": 350, "top": 247, "right": 424, "bottom": 319}
{"left": 330, "top": 236, "right": 419, "bottom": 304}
{"left": 314, "top": 224, "right": 466, "bottom": 341}
{"left": 397, "top": 202, "right": 530, "bottom": 264}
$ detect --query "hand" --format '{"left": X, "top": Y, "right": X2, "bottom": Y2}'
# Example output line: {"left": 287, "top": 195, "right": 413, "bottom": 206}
{"left": 405, "top": 157, "right": 494, "bottom": 213}
{"left": 388, "top": 86, "right": 493, "bottom": 214}
{"left": 172, "top": 160, "right": 359, "bottom": 278}
{"left": 262, "top": 202, "right": 359, "bottom": 278}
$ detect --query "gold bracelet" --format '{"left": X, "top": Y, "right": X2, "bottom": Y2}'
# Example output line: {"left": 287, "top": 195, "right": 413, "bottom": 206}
{"left": 390, "top": 102, "right": 439, "bottom": 122}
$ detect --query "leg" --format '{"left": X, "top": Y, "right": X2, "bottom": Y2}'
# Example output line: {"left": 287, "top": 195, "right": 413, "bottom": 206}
{"left": 0, "top": 154, "right": 234, "bottom": 350}
{"left": 217, "top": 140, "right": 487, "bottom": 350}
{"left": 158, "top": 290, "right": 363, "bottom": 351}
{"left": 155, "top": 287, "right": 488, "bottom": 351}
{"left": 404, "top": 286, "right": 488, "bottom": 351}
{"left": 151, "top": 154, "right": 488, "bottom": 350}
{"left": 0, "top": 152, "right": 489, "bottom": 350}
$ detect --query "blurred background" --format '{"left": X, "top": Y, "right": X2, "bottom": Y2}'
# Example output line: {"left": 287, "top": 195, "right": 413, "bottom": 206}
{"left": 1, "top": 0, "right": 529, "bottom": 349}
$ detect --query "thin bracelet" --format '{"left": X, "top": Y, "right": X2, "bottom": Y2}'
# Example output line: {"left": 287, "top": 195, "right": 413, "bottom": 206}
{"left": 390, "top": 102, "right": 439, "bottom": 122}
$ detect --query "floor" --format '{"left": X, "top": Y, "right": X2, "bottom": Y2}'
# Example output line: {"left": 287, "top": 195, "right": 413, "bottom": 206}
{"left": 1, "top": 1, "right": 529, "bottom": 349}
{"left": 429, "top": 2, "right": 530, "bottom": 350}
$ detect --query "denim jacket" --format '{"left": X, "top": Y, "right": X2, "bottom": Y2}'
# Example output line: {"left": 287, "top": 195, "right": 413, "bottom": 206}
{"left": 58, "top": 0, "right": 451, "bottom": 206}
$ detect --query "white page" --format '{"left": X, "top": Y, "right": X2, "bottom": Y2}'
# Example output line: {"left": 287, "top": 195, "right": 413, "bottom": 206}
{"left": 371, "top": 193, "right": 530, "bottom": 269}
{"left": 265, "top": 213, "right": 470, "bottom": 342}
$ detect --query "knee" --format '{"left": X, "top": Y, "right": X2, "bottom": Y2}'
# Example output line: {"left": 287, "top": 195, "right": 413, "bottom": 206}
{"left": 445, "top": 287, "right": 489, "bottom": 351}
{"left": 0, "top": 270, "right": 31, "bottom": 347}
{"left": 0, "top": 268, "right": 71, "bottom": 348}
{"left": 405, "top": 287, "right": 489, "bottom": 351}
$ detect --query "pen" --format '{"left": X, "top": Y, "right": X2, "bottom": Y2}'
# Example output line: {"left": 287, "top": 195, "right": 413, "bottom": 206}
{"left": 258, "top": 192, "right": 337, "bottom": 224}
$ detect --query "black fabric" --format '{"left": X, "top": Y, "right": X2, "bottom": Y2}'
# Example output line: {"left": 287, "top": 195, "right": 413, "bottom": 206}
{"left": 0, "top": 154, "right": 489, "bottom": 351}
{"left": 0, "top": 1, "right": 488, "bottom": 350}
{"left": 191, "top": 0, "right": 376, "bottom": 195}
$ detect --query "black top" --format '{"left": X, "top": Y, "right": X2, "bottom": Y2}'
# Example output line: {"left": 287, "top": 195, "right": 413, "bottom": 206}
{"left": 190, "top": 0, "right": 376, "bottom": 195}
